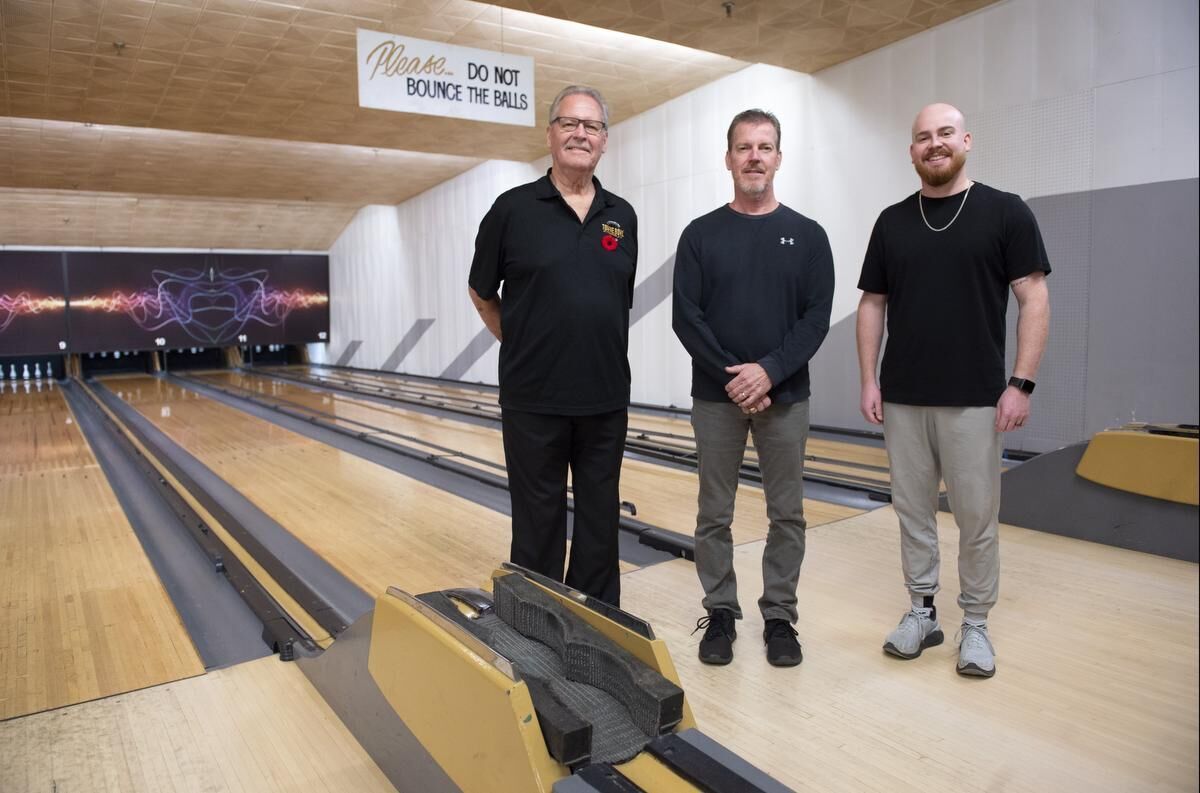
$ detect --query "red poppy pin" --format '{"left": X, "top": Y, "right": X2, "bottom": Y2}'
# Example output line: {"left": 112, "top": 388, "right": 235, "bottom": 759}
{"left": 601, "top": 235, "right": 618, "bottom": 251}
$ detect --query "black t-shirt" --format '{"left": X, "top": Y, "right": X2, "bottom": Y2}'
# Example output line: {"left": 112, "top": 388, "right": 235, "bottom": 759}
{"left": 857, "top": 182, "right": 1051, "bottom": 407}
{"left": 468, "top": 171, "right": 638, "bottom": 415}
{"left": 672, "top": 204, "right": 834, "bottom": 404}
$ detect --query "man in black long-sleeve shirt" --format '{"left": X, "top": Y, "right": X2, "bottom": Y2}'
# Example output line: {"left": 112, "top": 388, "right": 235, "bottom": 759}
{"left": 672, "top": 109, "right": 834, "bottom": 668}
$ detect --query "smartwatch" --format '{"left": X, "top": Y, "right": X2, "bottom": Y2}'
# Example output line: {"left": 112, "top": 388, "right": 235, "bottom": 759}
{"left": 1008, "top": 376, "right": 1036, "bottom": 394}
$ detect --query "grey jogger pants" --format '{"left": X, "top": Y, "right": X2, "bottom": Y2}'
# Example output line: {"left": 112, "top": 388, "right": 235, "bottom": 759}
{"left": 883, "top": 403, "right": 1002, "bottom": 621}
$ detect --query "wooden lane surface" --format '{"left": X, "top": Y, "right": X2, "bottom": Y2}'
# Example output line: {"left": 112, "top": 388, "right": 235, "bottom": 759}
{"left": 104, "top": 375, "right": 523, "bottom": 599}
{"left": 209, "top": 370, "right": 863, "bottom": 543}
{"left": 0, "top": 382, "right": 203, "bottom": 721}
{"left": 287, "top": 366, "right": 894, "bottom": 479}
{"left": 619, "top": 507, "right": 1199, "bottom": 792}
{"left": 0, "top": 655, "right": 396, "bottom": 793}
{"left": 0, "top": 379, "right": 94, "bottom": 476}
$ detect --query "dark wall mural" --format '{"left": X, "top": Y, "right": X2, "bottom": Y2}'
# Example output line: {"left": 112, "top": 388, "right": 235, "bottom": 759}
{"left": 0, "top": 251, "right": 330, "bottom": 355}
{"left": 0, "top": 252, "right": 69, "bottom": 357}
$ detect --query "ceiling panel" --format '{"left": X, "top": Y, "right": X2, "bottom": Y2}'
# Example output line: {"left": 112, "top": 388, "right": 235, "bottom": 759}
{"left": 0, "top": 187, "right": 354, "bottom": 248}
{"left": 0, "top": 116, "right": 482, "bottom": 203}
{"left": 488, "top": 0, "right": 1000, "bottom": 74}
{"left": 1, "top": 0, "right": 748, "bottom": 161}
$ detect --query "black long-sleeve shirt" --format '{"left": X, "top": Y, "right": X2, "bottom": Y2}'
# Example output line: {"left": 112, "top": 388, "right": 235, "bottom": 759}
{"left": 672, "top": 204, "right": 834, "bottom": 404}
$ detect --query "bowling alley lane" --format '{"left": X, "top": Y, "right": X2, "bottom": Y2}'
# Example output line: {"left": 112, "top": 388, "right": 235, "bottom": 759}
{"left": 276, "top": 364, "right": 895, "bottom": 483}
{"left": 101, "top": 375, "right": 515, "bottom": 600}
{"left": 0, "top": 380, "right": 203, "bottom": 721}
{"left": 193, "top": 369, "right": 865, "bottom": 543}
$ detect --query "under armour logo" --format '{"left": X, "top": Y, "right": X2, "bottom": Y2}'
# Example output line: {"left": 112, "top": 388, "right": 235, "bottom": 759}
{"left": 780, "top": 237, "right": 794, "bottom": 245}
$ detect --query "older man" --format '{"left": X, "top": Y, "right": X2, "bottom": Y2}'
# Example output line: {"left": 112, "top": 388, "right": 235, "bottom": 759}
{"left": 857, "top": 102, "right": 1050, "bottom": 678}
{"left": 673, "top": 109, "right": 834, "bottom": 667}
{"left": 468, "top": 85, "right": 637, "bottom": 606}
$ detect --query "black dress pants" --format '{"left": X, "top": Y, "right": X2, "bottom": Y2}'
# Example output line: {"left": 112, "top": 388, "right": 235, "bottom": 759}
{"left": 501, "top": 408, "right": 627, "bottom": 606}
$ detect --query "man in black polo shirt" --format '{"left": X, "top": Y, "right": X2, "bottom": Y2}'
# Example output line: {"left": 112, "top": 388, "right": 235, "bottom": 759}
{"left": 468, "top": 85, "right": 637, "bottom": 606}
{"left": 673, "top": 109, "right": 834, "bottom": 667}
{"left": 857, "top": 102, "right": 1050, "bottom": 678}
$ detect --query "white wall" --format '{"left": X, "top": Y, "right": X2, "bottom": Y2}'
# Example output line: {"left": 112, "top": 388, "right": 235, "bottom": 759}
{"left": 327, "top": 0, "right": 1199, "bottom": 442}
{"left": 326, "top": 160, "right": 539, "bottom": 377}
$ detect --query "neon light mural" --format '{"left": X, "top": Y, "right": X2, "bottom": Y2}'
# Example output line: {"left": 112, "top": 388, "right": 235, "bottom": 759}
{"left": 0, "top": 293, "right": 67, "bottom": 334}
{"left": 72, "top": 266, "right": 329, "bottom": 345}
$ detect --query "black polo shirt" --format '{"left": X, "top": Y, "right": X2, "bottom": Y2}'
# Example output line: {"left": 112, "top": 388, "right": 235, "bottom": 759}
{"left": 468, "top": 170, "right": 638, "bottom": 415}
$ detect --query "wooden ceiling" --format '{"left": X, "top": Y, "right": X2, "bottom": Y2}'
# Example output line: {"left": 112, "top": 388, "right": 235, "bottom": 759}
{"left": 0, "top": 0, "right": 996, "bottom": 249}
{"left": 489, "top": 0, "right": 999, "bottom": 75}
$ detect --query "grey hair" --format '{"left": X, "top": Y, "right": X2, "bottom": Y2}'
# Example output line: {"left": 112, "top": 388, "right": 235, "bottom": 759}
{"left": 726, "top": 108, "right": 781, "bottom": 152}
{"left": 549, "top": 85, "right": 610, "bottom": 126}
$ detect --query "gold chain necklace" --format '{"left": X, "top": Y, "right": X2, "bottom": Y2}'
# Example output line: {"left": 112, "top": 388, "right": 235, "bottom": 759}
{"left": 918, "top": 182, "right": 973, "bottom": 232}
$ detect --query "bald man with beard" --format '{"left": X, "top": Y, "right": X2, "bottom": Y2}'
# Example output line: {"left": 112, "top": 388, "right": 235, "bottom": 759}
{"left": 856, "top": 103, "right": 1051, "bottom": 678}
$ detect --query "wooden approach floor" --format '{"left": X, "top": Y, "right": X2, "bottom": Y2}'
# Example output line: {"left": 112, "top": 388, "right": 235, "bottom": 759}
{"left": 621, "top": 506, "right": 1200, "bottom": 793}
{"left": 198, "top": 369, "right": 862, "bottom": 543}
{"left": 0, "top": 655, "right": 394, "bottom": 793}
{"left": 0, "top": 382, "right": 203, "bottom": 722}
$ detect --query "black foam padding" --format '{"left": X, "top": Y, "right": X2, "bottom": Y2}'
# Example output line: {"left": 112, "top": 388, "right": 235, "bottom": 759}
{"left": 524, "top": 676, "right": 593, "bottom": 766}
{"left": 501, "top": 563, "right": 655, "bottom": 639}
{"left": 474, "top": 612, "right": 647, "bottom": 763}
{"left": 492, "top": 574, "right": 685, "bottom": 738}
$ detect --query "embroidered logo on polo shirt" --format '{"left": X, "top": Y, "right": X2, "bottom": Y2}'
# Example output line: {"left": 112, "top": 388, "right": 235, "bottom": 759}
{"left": 601, "top": 220, "right": 623, "bottom": 251}
{"left": 780, "top": 237, "right": 794, "bottom": 245}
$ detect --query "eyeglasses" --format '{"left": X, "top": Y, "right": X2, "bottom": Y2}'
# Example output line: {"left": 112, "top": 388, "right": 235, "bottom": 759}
{"left": 551, "top": 116, "right": 607, "bottom": 136}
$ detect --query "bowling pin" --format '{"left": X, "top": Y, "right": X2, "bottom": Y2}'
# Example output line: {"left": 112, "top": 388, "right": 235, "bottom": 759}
{"left": 46, "top": 362, "right": 53, "bottom": 379}
{"left": 34, "top": 363, "right": 41, "bottom": 379}
{"left": 0, "top": 365, "right": 5, "bottom": 380}
{"left": 23, "top": 364, "right": 30, "bottom": 380}
{"left": 9, "top": 365, "right": 15, "bottom": 379}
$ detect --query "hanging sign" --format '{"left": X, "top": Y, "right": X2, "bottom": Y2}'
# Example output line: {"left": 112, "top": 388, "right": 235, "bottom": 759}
{"left": 357, "top": 29, "right": 535, "bottom": 127}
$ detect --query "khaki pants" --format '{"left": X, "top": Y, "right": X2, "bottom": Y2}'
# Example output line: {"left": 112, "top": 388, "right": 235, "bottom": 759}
{"left": 691, "top": 399, "right": 809, "bottom": 623}
{"left": 883, "top": 403, "right": 1002, "bottom": 621}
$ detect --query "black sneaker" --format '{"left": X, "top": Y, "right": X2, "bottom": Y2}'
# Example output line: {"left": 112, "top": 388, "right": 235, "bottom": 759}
{"left": 692, "top": 608, "right": 737, "bottom": 665}
{"left": 764, "top": 619, "right": 802, "bottom": 667}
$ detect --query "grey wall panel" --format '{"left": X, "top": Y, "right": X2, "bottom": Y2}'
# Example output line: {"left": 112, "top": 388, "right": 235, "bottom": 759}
{"left": 1084, "top": 178, "right": 1199, "bottom": 434}
{"left": 813, "top": 179, "right": 1199, "bottom": 448}
{"left": 1007, "top": 190, "right": 1093, "bottom": 452}
{"left": 630, "top": 254, "right": 675, "bottom": 328}
{"left": 381, "top": 318, "right": 435, "bottom": 371}
{"left": 808, "top": 314, "right": 877, "bottom": 432}
{"left": 441, "top": 327, "right": 497, "bottom": 381}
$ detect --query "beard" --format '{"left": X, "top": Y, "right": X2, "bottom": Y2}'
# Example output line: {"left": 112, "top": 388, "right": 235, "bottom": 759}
{"left": 735, "top": 171, "right": 770, "bottom": 196}
{"left": 913, "top": 147, "right": 967, "bottom": 186}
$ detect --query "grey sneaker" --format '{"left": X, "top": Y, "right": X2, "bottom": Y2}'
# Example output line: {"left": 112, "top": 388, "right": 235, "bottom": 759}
{"left": 883, "top": 608, "right": 944, "bottom": 659}
{"left": 956, "top": 623, "right": 996, "bottom": 678}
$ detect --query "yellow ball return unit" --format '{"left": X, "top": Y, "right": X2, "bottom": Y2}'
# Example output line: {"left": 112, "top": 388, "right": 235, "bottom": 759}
{"left": 364, "top": 563, "right": 792, "bottom": 793}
